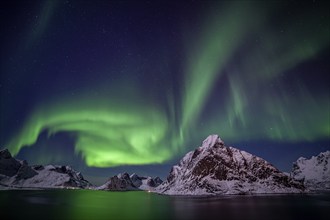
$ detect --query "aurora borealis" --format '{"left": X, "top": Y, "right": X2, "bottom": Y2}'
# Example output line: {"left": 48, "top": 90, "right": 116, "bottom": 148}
{"left": 0, "top": 0, "right": 329, "bottom": 180}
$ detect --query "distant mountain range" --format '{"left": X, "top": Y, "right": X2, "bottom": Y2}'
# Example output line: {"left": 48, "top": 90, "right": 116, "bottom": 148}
{"left": 95, "top": 173, "right": 163, "bottom": 191}
{"left": 1, "top": 134, "right": 329, "bottom": 194}
{"left": 0, "top": 149, "right": 91, "bottom": 189}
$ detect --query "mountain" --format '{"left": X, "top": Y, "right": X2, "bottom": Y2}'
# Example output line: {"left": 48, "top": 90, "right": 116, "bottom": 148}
{"left": 96, "top": 172, "right": 163, "bottom": 191}
{"left": 0, "top": 149, "right": 92, "bottom": 189}
{"left": 157, "top": 135, "right": 305, "bottom": 195}
{"left": 291, "top": 151, "right": 330, "bottom": 190}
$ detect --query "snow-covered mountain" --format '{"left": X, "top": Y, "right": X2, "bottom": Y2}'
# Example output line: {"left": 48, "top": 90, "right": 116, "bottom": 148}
{"left": 157, "top": 135, "right": 305, "bottom": 195}
{"left": 0, "top": 149, "right": 92, "bottom": 189}
{"left": 96, "top": 172, "right": 163, "bottom": 191}
{"left": 291, "top": 151, "right": 330, "bottom": 190}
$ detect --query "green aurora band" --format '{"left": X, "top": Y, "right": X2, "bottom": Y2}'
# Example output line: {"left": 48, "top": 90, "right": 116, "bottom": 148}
{"left": 7, "top": 97, "right": 175, "bottom": 167}
{"left": 181, "top": 1, "right": 329, "bottom": 142}
{"left": 5, "top": 1, "right": 330, "bottom": 167}
{"left": 181, "top": 1, "right": 268, "bottom": 134}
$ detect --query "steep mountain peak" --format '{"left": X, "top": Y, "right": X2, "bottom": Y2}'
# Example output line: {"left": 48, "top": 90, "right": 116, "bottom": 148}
{"left": 201, "top": 134, "right": 224, "bottom": 149}
{"left": 0, "top": 149, "right": 12, "bottom": 159}
{"left": 157, "top": 135, "right": 304, "bottom": 195}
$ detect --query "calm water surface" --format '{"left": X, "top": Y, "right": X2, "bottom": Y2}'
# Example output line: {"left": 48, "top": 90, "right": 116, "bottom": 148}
{"left": 0, "top": 190, "right": 329, "bottom": 220}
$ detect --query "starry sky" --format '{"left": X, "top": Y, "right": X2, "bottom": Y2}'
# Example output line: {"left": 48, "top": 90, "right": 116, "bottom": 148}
{"left": 1, "top": 0, "right": 329, "bottom": 184}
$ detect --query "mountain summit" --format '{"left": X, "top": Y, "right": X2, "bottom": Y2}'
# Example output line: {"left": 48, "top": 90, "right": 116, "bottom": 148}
{"left": 157, "top": 135, "right": 305, "bottom": 195}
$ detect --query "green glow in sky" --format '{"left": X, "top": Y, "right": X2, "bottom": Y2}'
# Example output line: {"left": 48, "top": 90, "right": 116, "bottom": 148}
{"left": 180, "top": 1, "right": 329, "bottom": 144}
{"left": 7, "top": 97, "right": 174, "bottom": 167}
{"left": 5, "top": 1, "right": 329, "bottom": 167}
{"left": 181, "top": 1, "right": 267, "bottom": 134}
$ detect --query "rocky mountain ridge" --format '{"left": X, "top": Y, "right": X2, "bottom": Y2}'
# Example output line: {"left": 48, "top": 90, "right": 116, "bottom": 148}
{"left": 96, "top": 172, "right": 163, "bottom": 191}
{"left": 0, "top": 149, "right": 91, "bottom": 189}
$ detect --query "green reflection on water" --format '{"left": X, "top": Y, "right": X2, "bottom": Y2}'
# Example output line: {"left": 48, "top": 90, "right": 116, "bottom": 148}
{"left": 66, "top": 190, "right": 169, "bottom": 220}
{"left": 1, "top": 190, "right": 329, "bottom": 220}
{"left": 0, "top": 190, "right": 172, "bottom": 220}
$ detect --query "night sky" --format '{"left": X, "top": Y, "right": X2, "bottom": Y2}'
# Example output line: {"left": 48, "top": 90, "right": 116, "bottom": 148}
{"left": 1, "top": 0, "right": 329, "bottom": 184}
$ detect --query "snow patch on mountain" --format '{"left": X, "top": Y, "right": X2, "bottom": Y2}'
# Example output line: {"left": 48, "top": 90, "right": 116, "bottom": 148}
{"left": 291, "top": 151, "right": 330, "bottom": 190}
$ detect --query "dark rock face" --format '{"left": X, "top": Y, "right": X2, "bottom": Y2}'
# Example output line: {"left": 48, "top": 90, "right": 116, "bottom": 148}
{"left": 0, "top": 149, "right": 12, "bottom": 159}
{"left": 153, "top": 177, "right": 163, "bottom": 186}
{"left": 130, "top": 173, "right": 143, "bottom": 187}
{"left": 0, "top": 149, "right": 22, "bottom": 177}
{"left": 158, "top": 135, "right": 305, "bottom": 195}
{"left": 108, "top": 173, "right": 136, "bottom": 191}
{"left": 147, "top": 178, "right": 157, "bottom": 187}
{"left": 145, "top": 177, "right": 164, "bottom": 187}
{"left": 15, "top": 160, "right": 38, "bottom": 180}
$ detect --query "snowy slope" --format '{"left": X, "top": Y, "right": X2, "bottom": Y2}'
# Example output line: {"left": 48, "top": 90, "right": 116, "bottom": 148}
{"left": 96, "top": 172, "right": 162, "bottom": 191}
{"left": 291, "top": 151, "right": 330, "bottom": 190}
{"left": 157, "top": 135, "right": 305, "bottom": 195}
{"left": 0, "top": 149, "right": 92, "bottom": 189}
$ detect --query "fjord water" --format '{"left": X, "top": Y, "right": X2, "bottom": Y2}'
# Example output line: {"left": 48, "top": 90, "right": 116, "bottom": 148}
{"left": 0, "top": 190, "right": 329, "bottom": 220}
